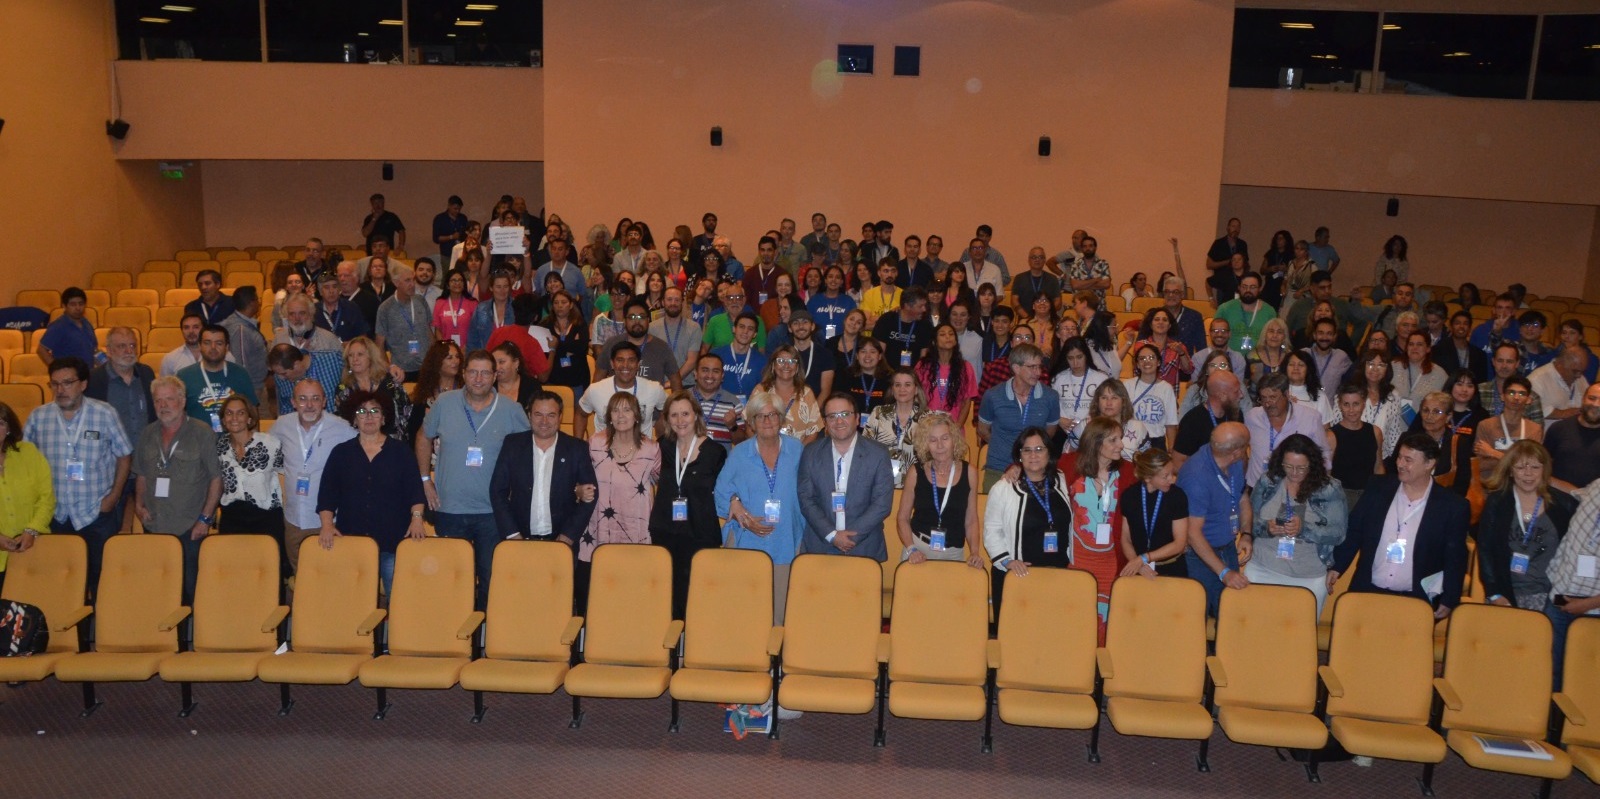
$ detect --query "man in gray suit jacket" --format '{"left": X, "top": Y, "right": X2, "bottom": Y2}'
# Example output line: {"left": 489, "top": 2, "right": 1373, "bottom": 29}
{"left": 797, "top": 393, "right": 896, "bottom": 561}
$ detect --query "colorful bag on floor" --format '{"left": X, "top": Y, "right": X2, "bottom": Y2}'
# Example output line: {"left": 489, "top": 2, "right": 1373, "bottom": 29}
{"left": 0, "top": 600, "right": 48, "bottom": 657}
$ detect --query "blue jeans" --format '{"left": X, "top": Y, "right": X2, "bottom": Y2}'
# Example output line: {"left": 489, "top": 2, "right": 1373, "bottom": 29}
{"left": 51, "top": 505, "right": 125, "bottom": 600}
{"left": 433, "top": 512, "right": 498, "bottom": 609}
{"left": 1186, "top": 542, "right": 1239, "bottom": 619}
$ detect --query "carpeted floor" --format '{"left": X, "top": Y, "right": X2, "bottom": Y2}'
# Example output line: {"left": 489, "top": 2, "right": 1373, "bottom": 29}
{"left": 0, "top": 676, "right": 1572, "bottom": 798}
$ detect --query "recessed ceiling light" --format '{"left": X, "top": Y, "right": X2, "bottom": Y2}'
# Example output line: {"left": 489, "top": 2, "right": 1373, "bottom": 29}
{"left": 1443, "top": 51, "right": 1471, "bottom": 57}
{"left": 1382, "top": 24, "right": 1401, "bottom": 31}
{"left": 454, "top": 19, "right": 483, "bottom": 26}
{"left": 379, "top": 19, "right": 402, "bottom": 25}
{"left": 139, "top": 16, "right": 170, "bottom": 23}
{"left": 465, "top": 4, "right": 498, "bottom": 10}
{"left": 160, "top": 5, "right": 195, "bottom": 11}
{"left": 1280, "top": 22, "right": 1314, "bottom": 30}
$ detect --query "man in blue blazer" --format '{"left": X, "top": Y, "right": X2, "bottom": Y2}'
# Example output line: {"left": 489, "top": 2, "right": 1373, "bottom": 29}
{"left": 490, "top": 389, "right": 597, "bottom": 543}
{"left": 796, "top": 393, "right": 896, "bottom": 561}
{"left": 1331, "top": 432, "right": 1470, "bottom": 618}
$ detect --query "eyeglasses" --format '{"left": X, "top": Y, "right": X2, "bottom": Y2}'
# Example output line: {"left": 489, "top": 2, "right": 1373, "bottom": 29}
{"left": 354, "top": 407, "right": 382, "bottom": 416}
{"left": 825, "top": 410, "right": 856, "bottom": 420}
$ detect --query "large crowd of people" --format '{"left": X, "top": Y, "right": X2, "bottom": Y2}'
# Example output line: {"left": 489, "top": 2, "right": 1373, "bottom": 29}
{"left": 8, "top": 198, "right": 1600, "bottom": 714}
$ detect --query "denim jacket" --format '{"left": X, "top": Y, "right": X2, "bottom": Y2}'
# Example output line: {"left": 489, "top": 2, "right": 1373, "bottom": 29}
{"left": 1249, "top": 474, "right": 1348, "bottom": 567}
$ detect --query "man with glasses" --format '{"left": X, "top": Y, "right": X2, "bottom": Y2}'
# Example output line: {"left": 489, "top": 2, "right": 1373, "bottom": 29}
{"left": 796, "top": 393, "right": 895, "bottom": 559}
{"left": 1160, "top": 276, "right": 1206, "bottom": 356}
{"left": 1479, "top": 342, "right": 1544, "bottom": 424}
{"left": 1193, "top": 318, "right": 1247, "bottom": 379}
{"left": 598, "top": 298, "right": 679, "bottom": 389}
{"left": 25, "top": 357, "right": 133, "bottom": 594}
{"left": 418, "top": 350, "right": 532, "bottom": 609}
{"left": 702, "top": 285, "right": 765, "bottom": 352}
{"left": 977, "top": 343, "right": 1060, "bottom": 492}
{"left": 270, "top": 376, "right": 356, "bottom": 573}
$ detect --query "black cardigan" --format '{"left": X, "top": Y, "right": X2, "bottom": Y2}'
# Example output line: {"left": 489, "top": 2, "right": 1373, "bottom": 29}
{"left": 1475, "top": 487, "right": 1578, "bottom": 603}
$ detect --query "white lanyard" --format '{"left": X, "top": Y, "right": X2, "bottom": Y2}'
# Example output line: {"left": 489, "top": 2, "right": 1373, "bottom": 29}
{"left": 674, "top": 437, "right": 701, "bottom": 490}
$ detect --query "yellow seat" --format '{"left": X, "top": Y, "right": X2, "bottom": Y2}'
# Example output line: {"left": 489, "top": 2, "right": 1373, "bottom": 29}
{"left": 0, "top": 383, "right": 44, "bottom": 419}
{"left": 175, "top": 250, "right": 210, "bottom": 264}
{"left": 257, "top": 537, "right": 384, "bottom": 713}
{"left": 1321, "top": 592, "right": 1447, "bottom": 784}
{"left": 459, "top": 541, "right": 583, "bottom": 722}
{"left": 993, "top": 568, "right": 1102, "bottom": 757}
{"left": 773, "top": 553, "right": 886, "bottom": 741}
{"left": 1435, "top": 604, "right": 1571, "bottom": 795}
{"left": 1210, "top": 585, "right": 1327, "bottom": 781}
{"left": 16, "top": 290, "right": 59, "bottom": 311}
{"left": 0, "top": 536, "right": 91, "bottom": 682}
{"left": 165, "top": 288, "right": 200, "bottom": 308}
{"left": 885, "top": 560, "right": 993, "bottom": 750}
{"left": 564, "top": 544, "right": 678, "bottom": 727}
{"left": 159, "top": 535, "right": 287, "bottom": 715}
{"left": 1099, "top": 576, "right": 1214, "bottom": 766}
{"left": 358, "top": 538, "right": 481, "bottom": 718}
{"left": 1557, "top": 618, "right": 1600, "bottom": 783}
{"left": 135, "top": 271, "right": 177, "bottom": 293}
{"left": 55, "top": 535, "right": 188, "bottom": 716}
{"left": 669, "top": 548, "right": 777, "bottom": 731}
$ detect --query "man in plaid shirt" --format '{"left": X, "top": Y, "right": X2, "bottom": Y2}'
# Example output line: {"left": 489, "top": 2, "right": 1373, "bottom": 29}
{"left": 23, "top": 356, "right": 132, "bottom": 594}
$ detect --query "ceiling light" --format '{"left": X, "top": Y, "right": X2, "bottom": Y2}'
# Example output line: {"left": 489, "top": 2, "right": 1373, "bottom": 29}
{"left": 1382, "top": 24, "right": 1401, "bottom": 30}
{"left": 160, "top": 5, "right": 195, "bottom": 11}
{"left": 1443, "top": 51, "right": 1470, "bottom": 57}
{"left": 465, "top": 4, "right": 498, "bottom": 10}
{"left": 139, "top": 16, "right": 170, "bottom": 23}
{"left": 379, "top": 19, "right": 402, "bottom": 25}
{"left": 1280, "top": 22, "right": 1314, "bottom": 29}
{"left": 454, "top": 19, "right": 483, "bottom": 26}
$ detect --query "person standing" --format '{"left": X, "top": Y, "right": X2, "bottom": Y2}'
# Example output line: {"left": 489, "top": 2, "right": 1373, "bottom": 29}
{"left": 24, "top": 357, "right": 132, "bottom": 594}
{"left": 650, "top": 392, "right": 729, "bottom": 619}
{"left": 131, "top": 377, "right": 222, "bottom": 603}
{"left": 796, "top": 394, "right": 896, "bottom": 560}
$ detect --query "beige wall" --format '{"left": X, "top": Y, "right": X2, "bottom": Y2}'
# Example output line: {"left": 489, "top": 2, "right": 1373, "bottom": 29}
{"left": 0, "top": 0, "right": 204, "bottom": 304}
{"left": 544, "top": 0, "right": 1235, "bottom": 276}
{"left": 201, "top": 160, "right": 544, "bottom": 253}
{"left": 113, "top": 61, "right": 544, "bottom": 161}
{"left": 1217, "top": 185, "right": 1597, "bottom": 298}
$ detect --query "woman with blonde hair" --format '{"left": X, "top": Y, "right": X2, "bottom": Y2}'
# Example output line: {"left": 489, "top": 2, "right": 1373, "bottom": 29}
{"left": 896, "top": 411, "right": 981, "bottom": 566}
{"left": 578, "top": 390, "right": 662, "bottom": 611}
{"left": 333, "top": 336, "right": 412, "bottom": 440}
{"left": 749, "top": 344, "right": 822, "bottom": 443}
{"left": 1476, "top": 440, "right": 1576, "bottom": 611}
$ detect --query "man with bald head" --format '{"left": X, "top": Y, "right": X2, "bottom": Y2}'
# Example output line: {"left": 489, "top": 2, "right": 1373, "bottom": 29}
{"left": 1176, "top": 420, "right": 1253, "bottom": 616}
{"left": 1172, "top": 369, "right": 1244, "bottom": 467}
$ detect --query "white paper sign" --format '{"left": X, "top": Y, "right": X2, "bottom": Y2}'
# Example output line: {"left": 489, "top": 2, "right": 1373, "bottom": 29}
{"left": 489, "top": 225, "right": 525, "bottom": 255}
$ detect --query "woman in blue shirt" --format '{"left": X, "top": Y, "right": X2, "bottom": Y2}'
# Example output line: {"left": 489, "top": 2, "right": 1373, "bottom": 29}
{"left": 715, "top": 390, "right": 804, "bottom": 624}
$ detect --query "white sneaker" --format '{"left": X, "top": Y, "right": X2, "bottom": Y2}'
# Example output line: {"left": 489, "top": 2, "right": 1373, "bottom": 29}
{"left": 1351, "top": 755, "right": 1374, "bottom": 767}
{"left": 777, "top": 706, "right": 803, "bottom": 720}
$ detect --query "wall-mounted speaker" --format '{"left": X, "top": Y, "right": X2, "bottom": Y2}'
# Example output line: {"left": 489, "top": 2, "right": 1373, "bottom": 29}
{"left": 1038, "top": 136, "right": 1051, "bottom": 157}
{"left": 1386, "top": 197, "right": 1399, "bottom": 217}
{"left": 710, "top": 127, "right": 723, "bottom": 147}
{"left": 382, "top": 162, "right": 394, "bottom": 181}
{"left": 105, "top": 119, "right": 130, "bottom": 140}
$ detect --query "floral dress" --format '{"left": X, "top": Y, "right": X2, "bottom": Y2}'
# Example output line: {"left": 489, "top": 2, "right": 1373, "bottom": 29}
{"left": 580, "top": 433, "right": 662, "bottom": 562}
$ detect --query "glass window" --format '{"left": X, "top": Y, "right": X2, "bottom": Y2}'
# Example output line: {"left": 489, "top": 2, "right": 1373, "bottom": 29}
{"left": 266, "top": 0, "right": 404, "bottom": 63}
{"left": 114, "top": 0, "right": 261, "bottom": 61}
{"left": 1535, "top": 14, "right": 1600, "bottom": 101}
{"left": 1378, "top": 13, "right": 1537, "bottom": 99}
{"left": 1229, "top": 9, "right": 1379, "bottom": 89}
{"left": 410, "top": 1, "right": 544, "bottom": 66}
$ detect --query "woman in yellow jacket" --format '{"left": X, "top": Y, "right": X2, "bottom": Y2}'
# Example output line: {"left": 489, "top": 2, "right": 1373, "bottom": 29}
{"left": 0, "top": 402, "right": 55, "bottom": 594}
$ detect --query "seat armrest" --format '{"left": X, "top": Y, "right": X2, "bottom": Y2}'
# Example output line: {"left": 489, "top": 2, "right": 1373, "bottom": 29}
{"left": 1318, "top": 665, "right": 1344, "bottom": 698}
{"left": 1432, "top": 677, "right": 1463, "bottom": 712}
{"left": 1555, "top": 693, "right": 1587, "bottom": 727}
{"left": 876, "top": 632, "right": 891, "bottom": 664}
{"left": 561, "top": 616, "right": 584, "bottom": 646}
{"left": 456, "top": 611, "right": 486, "bottom": 640}
{"left": 766, "top": 626, "right": 785, "bottom": 657}
{"left": 662, "top": 619, "right": 685, "bottom": 649}
{"left": 986, "top": 640, "right": 1000, "bottom": 670}
{"left": 260, "top": 605, "right": 289, "bottom": 633}
{"left": 1206, "top": 655, "right": 1229, "bottom": 688}
{"left": 357, "top": 608, "right": 387, "bottom": 636}
{"left": 157, "top": 606, "right": 192, "bottom": 632}
{"left": 51, "top": 605, "right": 93, "bottom": 632}
{"left": 1095, "top": 647, "right": 1114, "bottom": 680}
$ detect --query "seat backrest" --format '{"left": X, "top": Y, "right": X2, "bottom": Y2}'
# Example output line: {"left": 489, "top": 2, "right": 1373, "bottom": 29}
{"left": 583, "top": 544, "right": 673, "bottom": 667}
{"left": 1563, "top": 618, "right": 1600, "bottom": 746}
{"left": 996, "top": 567, "right": 1097, "bottom": 694}
{"left": 388, "top": 538, "right": 475, "bottom": 658}
{"left": 192, "top": 535, "right": 280, "bottom": 654}
{"left": 290, "top": 536, "right": 379, "bottom": 654}
{"left": 1325, "top": 592, "right": 1437, "bottom": 725}
{"left": 0, "top": 535, "right": 87, "bottom": 653}
{"left": 484, "top": 540, "right": 574, "bottom": 661}
{"left": 1214, "top": 584, "right": 1319, "bottom": 713}
{"left": 96, "top": 535, "right": 182, "bottom": 653}
{"left": 889, "top": 560, "right": 989, "bottom": 686}
{"left": 782, "top": 553, "right": 883, "bottom": 679}
{"left": 1103, "top": 575, "right": 1207, "bottom": 702}
{"left": 683, "top": 548, "right": 773, "bottom": 672}
{"left": 1441, "top": 604, "right": 1552, "bottom": 738}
